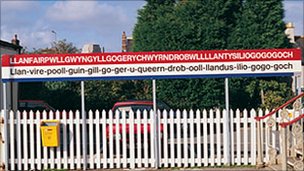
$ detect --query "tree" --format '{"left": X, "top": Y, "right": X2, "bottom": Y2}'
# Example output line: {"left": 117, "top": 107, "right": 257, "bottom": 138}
{"left": 133, "top": 0, "right": 242, "bottom": 109}
{"left": 227, "top": 0, "right": 293, "bottom": 109}
{"left": 133, "top": 0, "right": 293, "bottom": 109}
{"left": 227, "top": 0, "right": 290, "bottom": 49}
{"left": 32, "top": 39, "right": 80, "bottom": 54}
{"left": 133, "top": 0, "right": 176, "bottom": 52}
{"left": 84, "top": 80, "right": 150, "bottom": 110}
{"left": 20, "top": 39, "right": 81, "bottom": 110}
{"left": 134, "top": 0, "right": 242, "bottom": 51}
{"left": 21, "top": 39, "right": 152, "bottom": 110}
{"left": 246, "top": 80, "right": 293, "bottom": 109}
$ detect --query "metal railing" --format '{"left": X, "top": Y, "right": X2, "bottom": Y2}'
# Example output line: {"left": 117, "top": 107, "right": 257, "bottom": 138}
{"left": 255, "top": 93, "right": 304, "bottom": 170}
{"left": 279, "top": 113, "right": 304, "bottom": 170}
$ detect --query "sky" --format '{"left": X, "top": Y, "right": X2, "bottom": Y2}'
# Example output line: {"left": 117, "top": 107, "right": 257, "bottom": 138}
{"left": 0, "top": 0, "right": 303, "bottom": 52}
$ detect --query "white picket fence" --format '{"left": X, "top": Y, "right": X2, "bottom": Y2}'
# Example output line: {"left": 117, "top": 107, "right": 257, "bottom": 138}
{"left": 0, "top": 109, "right": 273, "bottom": 170}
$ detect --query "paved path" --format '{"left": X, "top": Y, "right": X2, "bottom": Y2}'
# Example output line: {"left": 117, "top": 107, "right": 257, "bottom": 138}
{"left": 87, "top": 166, "right": 271, "bottom": 171}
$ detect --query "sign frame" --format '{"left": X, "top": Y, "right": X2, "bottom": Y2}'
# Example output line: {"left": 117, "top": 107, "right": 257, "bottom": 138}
{"left": 1, "top": 48, "right": 302, "bottom": 82}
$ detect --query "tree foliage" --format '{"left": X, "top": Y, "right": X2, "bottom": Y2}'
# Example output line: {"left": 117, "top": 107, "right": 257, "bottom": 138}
{"left": 133, "top": 0, "right": 242, "bottom": 109}
{"left": 133, "top": 0, "right": 176, "bottom": 52}
{"left": 83, "top": 80, "right": 151, "bottom": 110}
{"left": 132, "top": 0, "right": 293, "bottom": 110}
{"left": 19, "top": 39, "right": 81, "bottom": 110}
{"left": 20, "top": 39, "right": 153, "bottom": 110}
{"left": 246, "top": 79, "right": 293, "bottom": 109}
{"left": 31, "top": 39, "right": 80, "bottom": 54}
{"left": 20, "top": 0, "right": 294, "bottom": 110}
{"left": 227, "top": 0, "right": 293, "bottom": 109}
{"left": 227, "top": 0, "right": 291, "bottom": 49}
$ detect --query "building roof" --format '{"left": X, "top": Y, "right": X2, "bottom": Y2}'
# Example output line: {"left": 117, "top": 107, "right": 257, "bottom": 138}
{"left": 0, "top": 40, "right": 22, "bottom": 51}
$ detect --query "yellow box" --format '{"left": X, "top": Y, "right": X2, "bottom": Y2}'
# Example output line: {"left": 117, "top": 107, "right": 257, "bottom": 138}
{"left": 40, "top": 120, "right": 60, "bottom": 147}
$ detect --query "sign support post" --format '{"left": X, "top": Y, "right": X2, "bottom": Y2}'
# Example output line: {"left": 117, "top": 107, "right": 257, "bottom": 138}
{"left": 152, "top": 79, "right": 159, "bottom": 168}
{"left": 81, "top": 81, "right": 87, "bottom": 170}
{"left": 2, "top": 83, "right": 8, "bottom": 171}
{"left": 224, "top": 78, "right": 231, "bottom": 165}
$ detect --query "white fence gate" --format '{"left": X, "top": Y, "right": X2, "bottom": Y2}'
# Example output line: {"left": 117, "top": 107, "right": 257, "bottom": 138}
{"left": 0, "top": 109, "right": 268, "bottom": 170}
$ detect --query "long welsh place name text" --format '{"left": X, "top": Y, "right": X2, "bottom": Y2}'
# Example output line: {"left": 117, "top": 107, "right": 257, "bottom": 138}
{"left": 9, "top": 51, "right": 294, "bottom": 65}
{"left": 9, "top": 63, "right": 294, "bottom": 77}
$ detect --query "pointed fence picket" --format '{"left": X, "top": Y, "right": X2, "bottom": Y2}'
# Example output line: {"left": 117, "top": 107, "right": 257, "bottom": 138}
{"left": 1, "top": 108, "right": 271, "bottom": 170}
